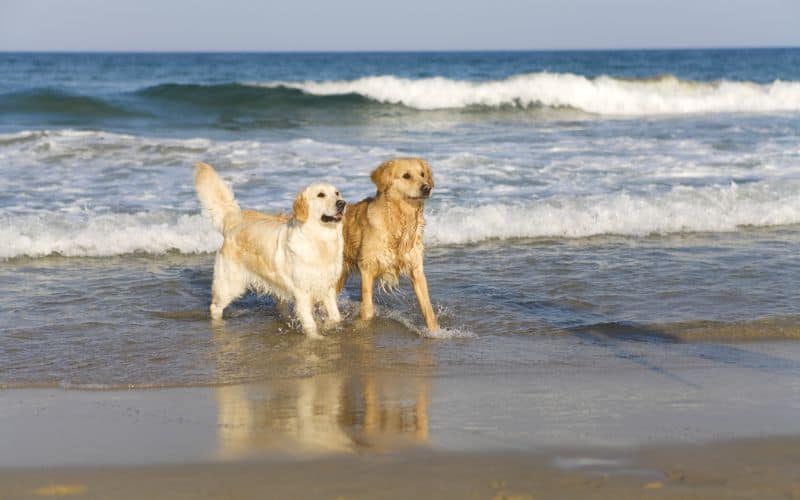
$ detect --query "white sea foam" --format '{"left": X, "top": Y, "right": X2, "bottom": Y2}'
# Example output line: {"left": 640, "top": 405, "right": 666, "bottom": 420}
{"left": 427, "top": 182, "right": 800, "bottom": 244}
{"left": 378, "top": 303, "right": 477, "bottom": 339}
{"left": 261, "top": 73, "right": 800, "bottom": 115}
{"left": 0, "top": 213, "right": 221, "bottom": 259}
{"left": 3, "top": 182, "right": 800, "bottom": 259}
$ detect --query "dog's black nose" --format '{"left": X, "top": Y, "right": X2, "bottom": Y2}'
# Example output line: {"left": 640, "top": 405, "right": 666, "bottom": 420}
{"left": 336, "top": 199, "right": 346, "bottom": 212}
{"left": 420, "top": 184, "right": 431, "bottom": 196}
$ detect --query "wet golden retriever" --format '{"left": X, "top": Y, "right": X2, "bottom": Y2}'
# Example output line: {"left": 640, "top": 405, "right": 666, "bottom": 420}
{"left": 194, "top": 162, "right": 346, "bottom": 338}
{"left": 338, "top": 158, "right": 438, "bottom": 330}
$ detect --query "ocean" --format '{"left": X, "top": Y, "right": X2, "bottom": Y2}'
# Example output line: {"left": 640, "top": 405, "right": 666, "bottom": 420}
{"left": 2, "top": 49, "right": 800, "bottom": 390}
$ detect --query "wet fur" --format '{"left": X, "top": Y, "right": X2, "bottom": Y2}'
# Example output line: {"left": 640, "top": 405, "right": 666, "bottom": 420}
{"left": 194, "top": 162, "right": 344, "bottom": 338}
{"left": 338, "top": 158, "right": 439, "bottom": 330}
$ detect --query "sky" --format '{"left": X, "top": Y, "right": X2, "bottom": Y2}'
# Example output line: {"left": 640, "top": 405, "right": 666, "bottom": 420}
{"left": 1, "top": 0, "right": 798, "bottom": 51}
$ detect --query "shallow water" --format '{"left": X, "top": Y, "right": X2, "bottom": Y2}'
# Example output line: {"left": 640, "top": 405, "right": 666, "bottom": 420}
{"left": 2, "top": 227, "right": 799, "bottom": 388}
{"left": 2, "top": 50, "right": 800, "bottom": 388}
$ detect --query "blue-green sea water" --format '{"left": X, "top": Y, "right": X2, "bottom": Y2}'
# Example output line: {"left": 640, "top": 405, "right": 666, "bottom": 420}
{"left": 2, "top": 50, "right": 800, "bottom": 388}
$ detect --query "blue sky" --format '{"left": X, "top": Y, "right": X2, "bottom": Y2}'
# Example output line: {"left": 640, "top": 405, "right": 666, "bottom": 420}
{"left": 1, "top": 0, "right": 798, "bottom": 51}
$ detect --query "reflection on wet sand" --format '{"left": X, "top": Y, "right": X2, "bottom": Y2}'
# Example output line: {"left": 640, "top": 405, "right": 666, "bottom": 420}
{"left": 211, "top": 320, "right": 431, "bottom": 459}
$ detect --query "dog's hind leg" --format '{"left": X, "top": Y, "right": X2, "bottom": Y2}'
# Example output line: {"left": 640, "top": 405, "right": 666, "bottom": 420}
{"left": 209, "top": 253, "right": 246, "bottom": 320}
{"left": 336, "top": 268, "right": 349, "bottom": 293}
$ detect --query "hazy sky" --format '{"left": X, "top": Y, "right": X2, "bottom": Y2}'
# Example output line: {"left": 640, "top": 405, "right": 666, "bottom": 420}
{"left": 1, "top": 0, "right": 798, "bottom": 51}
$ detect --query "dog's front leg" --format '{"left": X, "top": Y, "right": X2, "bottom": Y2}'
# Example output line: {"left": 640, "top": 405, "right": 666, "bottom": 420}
{"left": 359, "top": 268, "right": 376, "bottom": 321}
{"left": 322, "top": 289, "right": 342, "bottom": 328}
{"left": 294, "top": 293, "right": 322, "bottom": 339}
{"left": 410, "top": 265, "right": 439, "bottom": 331}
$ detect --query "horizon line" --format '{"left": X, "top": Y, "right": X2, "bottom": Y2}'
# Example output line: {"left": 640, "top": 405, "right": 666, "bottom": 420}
{"left": 1, "top": 45, "right": 799, "bottom": 54}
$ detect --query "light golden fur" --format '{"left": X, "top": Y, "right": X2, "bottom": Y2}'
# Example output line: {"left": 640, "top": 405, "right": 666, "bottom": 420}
{"left": 338, "top": 158, "right": 439, "bottom": 330}
{"left": 194, "top": 162, "right": 345, "bottom": 338}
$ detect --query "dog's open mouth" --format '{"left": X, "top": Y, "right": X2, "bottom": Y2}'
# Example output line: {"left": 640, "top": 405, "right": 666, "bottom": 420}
{"left": 321, "top": 213, "right": 343, "bottom": 223}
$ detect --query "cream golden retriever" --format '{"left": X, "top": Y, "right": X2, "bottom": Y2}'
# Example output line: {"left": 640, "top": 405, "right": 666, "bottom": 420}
{"left": 338, "top": 158, "right": 439, "bottom": 330}
{"left": 194, "top": 162, "right": 345, "bottom": 338}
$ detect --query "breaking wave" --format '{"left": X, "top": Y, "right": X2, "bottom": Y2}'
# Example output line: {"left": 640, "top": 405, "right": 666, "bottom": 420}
{"left": 266, "top": 73, "right": 800, "bottom": 115}
{"left": 136, "top": 82, "right": 372, "bottom": 109}
{"left": 427, "top": 182, "right": 800, "bottom": 244}
{"left": 4, "top": 182, "right": 800, "bottom": 259}
{"left": 0, "top": 213, "right": 221, "bottom": 260}
{"left": 4, "top": 72, "right": 800, "bottom": 123}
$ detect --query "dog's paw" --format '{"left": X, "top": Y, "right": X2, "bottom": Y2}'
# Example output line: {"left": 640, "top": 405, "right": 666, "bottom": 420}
{"left": 304, "top": 329, "right": 324, "bottom": 340}
{"left": 322, "top": 321, "right": 339, "bottom": 332}
{"left": 209, "top": 304, "right": 224, "bottom": 320}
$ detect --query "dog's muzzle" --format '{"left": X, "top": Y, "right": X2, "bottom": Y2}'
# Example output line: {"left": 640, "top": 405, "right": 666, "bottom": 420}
{"left": 408, "top": 184, "right": 432, "bottom": 200}
{"left": 321, "top": 200, "right": 346, "bottom": 223}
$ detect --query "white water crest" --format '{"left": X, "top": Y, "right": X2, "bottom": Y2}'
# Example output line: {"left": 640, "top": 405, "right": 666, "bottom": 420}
{"left": 427, "top": 181, "right": 800, "bottom": 244}
{"left": 262, "top": 73, "right": 800, "bottom": 115}
{"left": 4, "top": 182, "right": 800, "bottom": 259}
{"left": 0, "top": 212, "right": 221, "bottom": 259}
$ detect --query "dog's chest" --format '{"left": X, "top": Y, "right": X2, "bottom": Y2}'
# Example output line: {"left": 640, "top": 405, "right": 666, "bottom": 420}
{"left": 289, "top": 231, "right": 343, "bottom": 292}
{"left": 381, "top": 216, "right": 424, "bottom": 271}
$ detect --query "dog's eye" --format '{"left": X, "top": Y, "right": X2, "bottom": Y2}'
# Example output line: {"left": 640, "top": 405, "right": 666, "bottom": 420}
{"left": 420, "top": 172, "right": 425, "bottom": 178}
{"left": 402, "top": 172, "right": 411, "bottom": 179}
{"left": 335, "top": 191, "right": 339, "bottom": 196}
{"left": 317, "top": 192, "right": 325, "bottom": 198}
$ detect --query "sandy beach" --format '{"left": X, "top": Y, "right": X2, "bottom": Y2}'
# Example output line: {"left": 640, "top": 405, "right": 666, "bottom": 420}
{"left": 2, "top": 334, "right": 800, "bottom": 498}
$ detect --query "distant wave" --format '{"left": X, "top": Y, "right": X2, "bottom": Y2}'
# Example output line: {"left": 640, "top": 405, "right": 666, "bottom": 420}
{"left": 0, "top": 84, "right": 377, "bottom": 123}
{"left": 263, "top": 73, "right": 800, "bottom": 115}
{"left": 136, "top": 82, "right": 374, "bottom": 108}
{"left": 4, "top": 182, "right": 800, "bottom": 259}
{"left": 4, "top": 73, "right": 800, "bottom": 123}
{"left": 0, "top": 88, "right": 139, "bottom": 118}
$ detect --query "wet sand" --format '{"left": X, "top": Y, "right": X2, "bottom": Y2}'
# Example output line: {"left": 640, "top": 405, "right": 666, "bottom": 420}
{"left": 2, "top": 337, "right": 800, "bottom": 498}
{"left": 2, "top": 438, "right": 800, "bottom": 499}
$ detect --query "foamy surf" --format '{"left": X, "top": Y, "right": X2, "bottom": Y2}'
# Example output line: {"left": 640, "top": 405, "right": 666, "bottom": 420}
{"left": 0, "top": 212, "right": 221, "bottom": 259}
{"left": 261, "top": 73, "right": 800, "bottom": 115}
{"left": 378, "top": 305, "right": 477, "bottom": 339}
{"left": 3, "top": 181, "right": 800, "bottom": 259}
{"left": 427, "top": 181, "right": 800, "bottom": 244}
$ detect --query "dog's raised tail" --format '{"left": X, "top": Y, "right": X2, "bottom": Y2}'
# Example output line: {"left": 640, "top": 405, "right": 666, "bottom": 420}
{"left": 193, "top": 162, "right": 241, "bottom": 233}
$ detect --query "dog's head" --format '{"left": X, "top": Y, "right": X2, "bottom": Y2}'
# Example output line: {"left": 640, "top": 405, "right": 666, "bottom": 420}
{"left": 370, "top": 158, "right": 434, "bottom": 203}
{"left": 293, "top": 183, "right": 346, "bottom": 225}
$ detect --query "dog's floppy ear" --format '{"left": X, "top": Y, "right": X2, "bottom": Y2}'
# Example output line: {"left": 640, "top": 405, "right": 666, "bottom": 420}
{"left": 419, "top": 158, "right": 434, "bottom": 189}
{"left": 293, "top": 191, "right": 309, "bottom": 223}
{"left": 370, "top": 159, "right": 395, "bottom": 193}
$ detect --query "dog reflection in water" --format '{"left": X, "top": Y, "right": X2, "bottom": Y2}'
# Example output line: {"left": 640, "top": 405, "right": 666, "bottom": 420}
{"left": 216, "top": 376, "right": 428, "bottom": 458}
{"left": 216, "top": 374, "right": 429, "bottom": 458}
